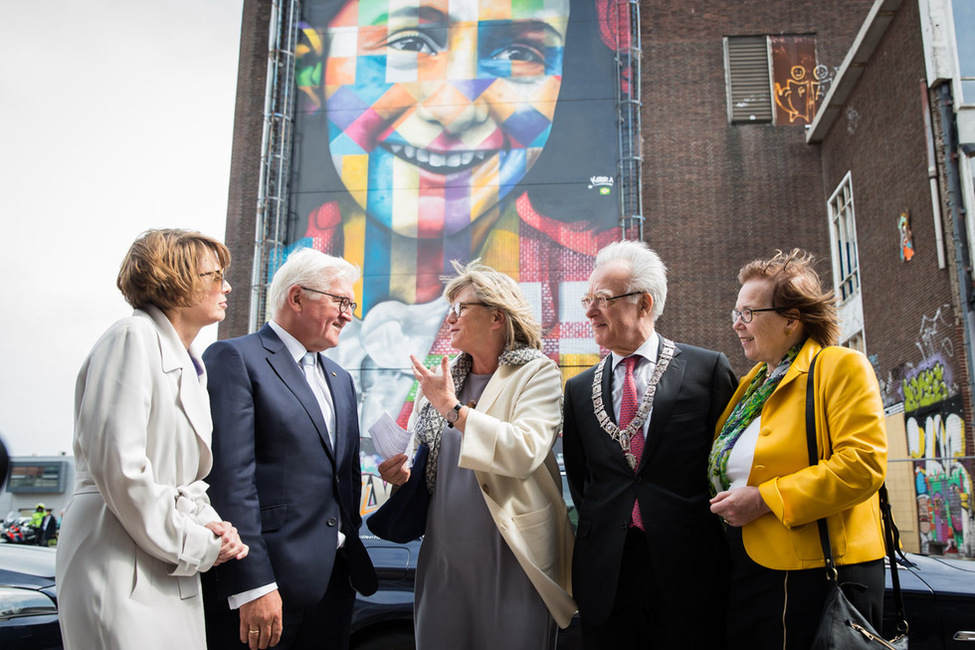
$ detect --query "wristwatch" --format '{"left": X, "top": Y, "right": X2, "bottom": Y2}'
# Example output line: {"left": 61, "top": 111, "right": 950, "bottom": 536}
{"left": 444, "top": 402, "right": 463, "bottom": 428}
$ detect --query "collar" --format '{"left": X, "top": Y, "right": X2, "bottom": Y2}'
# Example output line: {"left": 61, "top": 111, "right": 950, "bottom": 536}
{"left": 268, "top": 319, "right": 313, "bottom": 364}
{"left": 610, "top": 330, "right": 659, "bottom": 371}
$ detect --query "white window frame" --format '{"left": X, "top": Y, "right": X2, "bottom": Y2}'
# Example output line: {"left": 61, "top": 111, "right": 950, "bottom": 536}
{"left": 827, "top": 172, "right": 867, "bottom": 349}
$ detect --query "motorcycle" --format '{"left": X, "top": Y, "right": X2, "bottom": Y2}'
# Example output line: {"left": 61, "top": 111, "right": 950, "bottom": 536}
{"left": 1, "top": 517, "right": 39, "bottom": 544}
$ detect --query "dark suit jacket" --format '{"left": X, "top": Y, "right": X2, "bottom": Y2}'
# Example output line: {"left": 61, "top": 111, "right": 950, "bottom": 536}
{"left": 201, "top": 324, "right": 377, "bottom": 611}
{"left": 563, "top": 338, "right": 736, "bottom": 633}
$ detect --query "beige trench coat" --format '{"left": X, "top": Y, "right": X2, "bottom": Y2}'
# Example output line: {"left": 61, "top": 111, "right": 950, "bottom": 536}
{"left": 56, "top": 306, "right": 223, "bottom": 650}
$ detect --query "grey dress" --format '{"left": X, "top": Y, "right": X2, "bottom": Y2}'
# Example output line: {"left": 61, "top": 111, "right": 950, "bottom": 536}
{"left": 414, "top": 373, "right": 555, "bottom": 650}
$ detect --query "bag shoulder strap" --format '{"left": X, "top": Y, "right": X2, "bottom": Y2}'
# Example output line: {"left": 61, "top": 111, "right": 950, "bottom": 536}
{"left": 805, "top": 346, "right": 909, "bottom": 635}
{"left": 804, "top": 349, "right": 837, "bottom": 581}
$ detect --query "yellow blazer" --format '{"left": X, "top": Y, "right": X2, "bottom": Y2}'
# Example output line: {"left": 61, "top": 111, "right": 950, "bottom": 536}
{"left": 715, "top": 339, "right": 887, "bottom": 570}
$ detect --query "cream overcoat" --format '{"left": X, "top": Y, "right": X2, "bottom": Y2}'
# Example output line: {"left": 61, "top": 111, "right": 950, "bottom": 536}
{"left": 409, "top": 355, "right": 578, "bottom": 628}
{"left": 56, "top": 306, "right": 223, "bottom": 650}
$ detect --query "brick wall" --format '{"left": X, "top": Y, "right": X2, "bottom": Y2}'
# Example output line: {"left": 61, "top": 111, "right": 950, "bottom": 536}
{"left": 639, "top": 0, "right": 874, "bottom": 374}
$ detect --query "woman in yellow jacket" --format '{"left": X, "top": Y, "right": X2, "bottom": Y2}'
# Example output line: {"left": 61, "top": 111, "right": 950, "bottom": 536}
{"left": 708, "top": 249, "right": 887, "bottom": 649}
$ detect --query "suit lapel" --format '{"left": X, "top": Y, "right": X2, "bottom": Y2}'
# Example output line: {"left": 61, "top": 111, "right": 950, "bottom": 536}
{"left": 261, "top": 326, "right": 337, "bottom": 464}
{"left": 471, "top": 363, "right": 509, "bottom": 416}
{"left": 145, "top": 306, "right": 213, "bottom": 446}
{"left": 641, "top": 344, "right": 684, "bottom": 470}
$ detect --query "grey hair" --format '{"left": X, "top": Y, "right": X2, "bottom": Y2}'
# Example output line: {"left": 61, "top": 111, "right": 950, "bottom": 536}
{"left": 593, "top": 240, "right": 667, "bottom": 320}
{"left": 267, "top": 247, "right": 360, "bottom": 319}
{"left": 443, "top": 259, "right": 542, "bottom": 350}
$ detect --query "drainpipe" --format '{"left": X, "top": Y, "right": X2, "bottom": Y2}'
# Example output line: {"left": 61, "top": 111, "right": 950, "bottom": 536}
{"left": 921, "top": 81, "right": 947, "bottom": 269}
{"left": 936, "top": 82, "right": 975, "bottom": 430}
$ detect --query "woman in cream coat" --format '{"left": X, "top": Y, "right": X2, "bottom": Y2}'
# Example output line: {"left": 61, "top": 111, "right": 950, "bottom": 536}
{"left": 379, "top": 261, "right": 575, "bottom": 650}
{"left": 708, "top": 249, "right": 887, "bottom": 649}
{"left": 56, "top": 230, "right": 248, "bottom": 650}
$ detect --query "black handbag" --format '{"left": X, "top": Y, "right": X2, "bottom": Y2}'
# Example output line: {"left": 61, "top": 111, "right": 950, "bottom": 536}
{"left": 366, "top": 442, "right": 431, "bottom": 543}
{"left": 806, "top": 350, "right": 909, "bottom": 650}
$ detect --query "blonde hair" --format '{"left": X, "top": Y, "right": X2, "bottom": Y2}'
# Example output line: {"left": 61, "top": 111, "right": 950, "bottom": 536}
{"left": 117, "top": 229, "right": 230, "bottom": 310}
{"left": 738, "top": 249, "right": 839, "bottom": 346}
{"left": 443, "top": 260, "right": 542, "bottom": 350}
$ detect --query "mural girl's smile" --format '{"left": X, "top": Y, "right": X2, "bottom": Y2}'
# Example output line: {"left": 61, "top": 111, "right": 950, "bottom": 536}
{"left": 322, "top": 0, "right": 570, "bottom": 238}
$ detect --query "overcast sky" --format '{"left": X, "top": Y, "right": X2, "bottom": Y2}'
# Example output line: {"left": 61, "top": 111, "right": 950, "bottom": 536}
{"left": 0, "top": 0, "right": 245, "bottom": 456}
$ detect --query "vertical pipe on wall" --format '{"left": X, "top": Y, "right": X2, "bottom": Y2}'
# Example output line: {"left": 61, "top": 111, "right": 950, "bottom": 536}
{"left": 936, "top": 82, "right": 975, "bottom": 453}
{"left": 921, "top": 80, "right": 947, "bottom": 269}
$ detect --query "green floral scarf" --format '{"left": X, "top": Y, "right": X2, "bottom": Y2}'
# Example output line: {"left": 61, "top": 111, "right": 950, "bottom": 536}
{"left": 707, "top": 342, "right": 804, "bottom": 495}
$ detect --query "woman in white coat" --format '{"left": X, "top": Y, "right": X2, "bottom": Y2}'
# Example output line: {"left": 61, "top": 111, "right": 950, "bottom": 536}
{"left": 56, "top": 229, "right": 248, "bottom": 650}
{"left": 379, "top": 261, "right": 576, "bottom": 650}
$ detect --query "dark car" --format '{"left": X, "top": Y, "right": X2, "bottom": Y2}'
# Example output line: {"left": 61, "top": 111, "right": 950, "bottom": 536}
{"left": 354, "top": 510, "right": 975, "bottom": 650}
{"left": 0, "top": 544, "right": 61, "bottom": 650}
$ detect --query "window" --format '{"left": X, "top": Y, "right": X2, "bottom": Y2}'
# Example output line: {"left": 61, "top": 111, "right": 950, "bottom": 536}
{"left": 828, "top": 173, "right": 860, "bottom": 301}
{"left": 952, "top": 0, "right": 975, "bottom": 103}
{"left": 724, "top": 34, "right": 825, "bottom": 125}
{"left": 827, "top": 172, "right": 867, "bottom": 350}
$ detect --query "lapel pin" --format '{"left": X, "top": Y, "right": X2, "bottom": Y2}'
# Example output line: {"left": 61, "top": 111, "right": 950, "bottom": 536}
{"left": 331, "top": 372, "right": 336, "bottom": 376}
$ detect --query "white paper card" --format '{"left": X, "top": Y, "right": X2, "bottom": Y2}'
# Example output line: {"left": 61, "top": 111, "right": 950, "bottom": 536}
{"left": 368, "top": 410, "right": 412, "bottom": 461}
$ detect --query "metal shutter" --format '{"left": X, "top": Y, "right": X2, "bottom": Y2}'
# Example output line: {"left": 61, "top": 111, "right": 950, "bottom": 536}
{"left": 725, "top": 36, "right": 773, "bottom": 123}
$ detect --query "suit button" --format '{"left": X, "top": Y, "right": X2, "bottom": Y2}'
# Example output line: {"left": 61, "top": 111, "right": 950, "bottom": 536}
{"left": 327, "top": 517, "right": 337, "bottom": 527}
{"left": 634, "top": 475, "right": 642, "bottom": 484}
{"left": 621, "top": 521, "right": 628, "bottom": 529}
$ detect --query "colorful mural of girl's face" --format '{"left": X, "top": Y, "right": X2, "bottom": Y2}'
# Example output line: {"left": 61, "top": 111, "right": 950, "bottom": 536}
{"left": 322, "top": 0, "right": 570, "bottom": 239}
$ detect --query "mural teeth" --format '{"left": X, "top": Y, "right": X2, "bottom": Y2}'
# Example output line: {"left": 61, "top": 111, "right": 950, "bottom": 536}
{"left": 415, "top": 148, "right": 429, "bottom": 163}
{"left": 461, "top": 152, "right": 474, "bottom": 165}
{"left": 447, "top": 153, "right": 461, "bottom": 167}
{"left": 474, "top": 151, "right": 487, "bottom": 161}
{"left": 390, "top": 144, "right": 402, "bottom": 154}
{"left": 428, "top": 152, "right": 446, "bottom": 167}
{"left": 403, "top": 145, "right": 416, "bottom": 159}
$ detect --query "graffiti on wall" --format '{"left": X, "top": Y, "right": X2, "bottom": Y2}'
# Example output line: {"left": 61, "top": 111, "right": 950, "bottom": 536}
{"left": 906, "top": 396, "right": 972, "bottom": 554}
{"left": 770, "top": 36, "right": 834, "bottom": 125}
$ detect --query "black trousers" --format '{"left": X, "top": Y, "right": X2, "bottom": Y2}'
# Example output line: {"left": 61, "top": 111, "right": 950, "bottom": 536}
{"left": 205, "top": 551, "right": 356, "bottom": 650}
{"left": 580, "top": 527, "right": 724, "bottom": 649}
{"left": 725, "top": 525, "right": 884, "bottom": 650}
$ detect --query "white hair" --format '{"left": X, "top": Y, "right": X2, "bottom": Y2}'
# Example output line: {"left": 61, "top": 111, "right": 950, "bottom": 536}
{"left": 594, "top": 240, "right": 667, "bottom": 320}
{"left": 267, "top": 247, "right": 360, "bottom": 319}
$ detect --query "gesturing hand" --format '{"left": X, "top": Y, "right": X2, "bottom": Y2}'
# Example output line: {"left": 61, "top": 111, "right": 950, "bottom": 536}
{"left": 410, "top": 354, "right": 456, "bottom": 414}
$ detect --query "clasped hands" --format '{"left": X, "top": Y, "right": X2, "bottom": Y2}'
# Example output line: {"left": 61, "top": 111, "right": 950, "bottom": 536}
{"left": 204, "top": 520, "right": 249, "bottom": 565}
{"left": 378, "top": 355, "right": 457, "bottom": 488}
{"left": 709, "top": 486, "right": 771, "bottom": 527}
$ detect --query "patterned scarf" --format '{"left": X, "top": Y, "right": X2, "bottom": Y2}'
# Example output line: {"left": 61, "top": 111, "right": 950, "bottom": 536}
{"left": 707, "top": 342, "right": 804, "bottom": 495}
{"left": 413, "top": 345, "right": 548, "bottom": 494}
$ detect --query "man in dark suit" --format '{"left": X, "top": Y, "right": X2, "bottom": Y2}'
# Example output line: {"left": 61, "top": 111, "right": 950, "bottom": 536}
{"left": 563, "top": 240, "right": 737, "bottom": 648}
{"left": 203, "top": 248, "right": 377, "bottom": 650}
{"left": 38, "top": 508, "right": 58, "bottom": 546}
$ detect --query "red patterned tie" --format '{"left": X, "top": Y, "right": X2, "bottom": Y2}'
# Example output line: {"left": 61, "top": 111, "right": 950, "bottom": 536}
{"left": 620, "top": 356, "right": 644, "bottom": 530}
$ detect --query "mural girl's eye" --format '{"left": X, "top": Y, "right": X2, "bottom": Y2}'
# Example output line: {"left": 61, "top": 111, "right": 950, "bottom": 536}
{"left": 492, "top": 44, "right": 545, "bottom": 64}
{"left": 385, "top": 30, "right": 444, "bottom": 56}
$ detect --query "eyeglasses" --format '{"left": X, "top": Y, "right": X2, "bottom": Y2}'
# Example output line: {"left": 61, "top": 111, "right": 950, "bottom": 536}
{"left": 580, "top": 291, "right": 643, "bottom": 310}
{"left": 731, "top": 307, "right": 780, "bottom": 324}
{"left": 301, "top": 286, "right": 357, "bottom": 314}
{"left": 448, "top": 302, "right": 489, "bottom": 318}
{"left": 199, "top": 269, "right": 226, "bottom": 284}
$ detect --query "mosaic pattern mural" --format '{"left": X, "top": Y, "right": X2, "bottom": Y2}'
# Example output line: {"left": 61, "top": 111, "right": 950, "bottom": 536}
{"left": 282, "top": 0, "right": 628, "bottom": 513}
